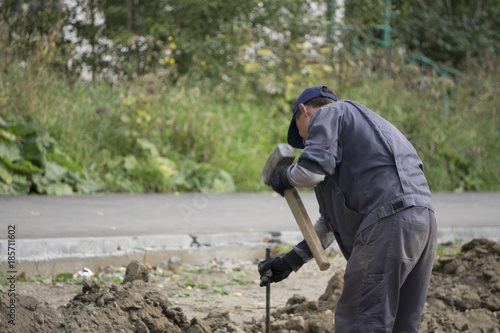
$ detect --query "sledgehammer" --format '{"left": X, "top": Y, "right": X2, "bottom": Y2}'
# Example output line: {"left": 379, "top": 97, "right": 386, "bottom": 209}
{"left": 261, "top": 144, "right": 330, "bottom": 271}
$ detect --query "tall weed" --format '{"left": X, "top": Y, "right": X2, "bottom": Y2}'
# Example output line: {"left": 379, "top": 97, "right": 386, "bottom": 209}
{"left": 1, "top": 51, "right": 499, "bottom": 193}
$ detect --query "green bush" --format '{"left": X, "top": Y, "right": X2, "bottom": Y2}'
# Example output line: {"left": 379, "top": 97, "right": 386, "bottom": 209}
{"left": 0, "top": 115, "right": 102, "bottom": 195}
{"left": 1, "top": 0, "right": 499, "bottom": 194}
{"left": 1, "top": 53, "right": 499, "bottom": 194}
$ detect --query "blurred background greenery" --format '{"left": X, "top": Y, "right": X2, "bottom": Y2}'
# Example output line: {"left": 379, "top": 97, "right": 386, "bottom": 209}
{"left": 0, "top": 0, "right": 499, "bottom": 195}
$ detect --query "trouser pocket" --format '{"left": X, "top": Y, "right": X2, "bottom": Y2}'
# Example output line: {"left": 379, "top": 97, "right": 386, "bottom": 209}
{"left": 357, "top": 271, "right": 392, "bottom": 330}
{"left": 388, "top": 218, "right": 428, "bottom": 261}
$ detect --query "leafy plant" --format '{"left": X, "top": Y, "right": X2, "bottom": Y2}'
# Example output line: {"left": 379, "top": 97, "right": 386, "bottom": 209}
{"left": 436, "top": 238, "right": 463, "bottom": 257}
{"left": 112, "top": 275, "right": 124, "bottom": 284}
{"left": 1, "top": 0, "right": 499, "bottom": 194}
{"left": 97, "top": 92, "right": 237, "bottom": 193}
{"left": 184, "top": 282, "right": 209, "bottom": 289}
{"left": 100, "top": 138, "right": 236, "bottom": 193}
{"left": 209, "top": 288, "right": 229, "bottom": 296}
{"left": 210, "top": 280, "right": 228, "bottom": 288}
{"left": 228, "top": 276, "right": 253, "bottom": 285}
{"left": 53, "top": 273, "right": 74, "bottom": 282}
{"left": 0, "top": 115, "right": 102, "bottom": 195}
{"left": 273, "top": 243, "right": 293, "bottom": 256}
{"left": 167, "top": 291, "right": 190, "bottom": 298}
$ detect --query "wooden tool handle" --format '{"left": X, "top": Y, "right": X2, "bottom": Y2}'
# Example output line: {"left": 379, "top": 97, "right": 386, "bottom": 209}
{"left": 265, "top": 248, "right": 270, "bottom": 333}
{"left": 284, "top": 188, "right": 330, "bottom": 271}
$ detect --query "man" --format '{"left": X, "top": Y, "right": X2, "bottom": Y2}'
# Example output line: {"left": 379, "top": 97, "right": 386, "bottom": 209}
{"left": 259, "top": 86, "right": 437, "bottom": 332}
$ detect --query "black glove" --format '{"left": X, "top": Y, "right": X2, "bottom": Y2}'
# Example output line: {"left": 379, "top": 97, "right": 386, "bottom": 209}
{"left": 270, "top": 165, "right": 293, "bottom": 196}
{"left": 258, "top": 250, "right": 304, "bottom": 287}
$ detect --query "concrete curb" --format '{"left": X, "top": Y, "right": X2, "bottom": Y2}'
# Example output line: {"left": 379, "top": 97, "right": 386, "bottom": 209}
{"left": 0, "top": 231, "right": 305, "bottom": 276}
{"left": 436, "top": 227, "right": 500, "bottom": 243}
{"left": 1, "top": 227, "right": 499, "bottom": 276}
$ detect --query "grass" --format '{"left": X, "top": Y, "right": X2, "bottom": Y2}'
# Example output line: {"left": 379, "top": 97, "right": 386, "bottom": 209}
{"left": 208, "top": 287, "right": 229, "bottom": 295}
{"left": 272, "top": 243, "right": 293, "bottom": 256}
{"left": 436, "top": 238, "right": 464, "bottom": 257}
{"left": 0, "top": 271, "right": 102, "bottom": 287}
{"left": 167, "top": 291, "right": 191, "bottom": 298}
{"left": 184, "top": 282, "right": 210, "bottom": 289}
{"left": 228, "top": 276, "right": 253, "bottom": 285}
{"left": 1, "top": 55, "right": 499, "bottom": 193}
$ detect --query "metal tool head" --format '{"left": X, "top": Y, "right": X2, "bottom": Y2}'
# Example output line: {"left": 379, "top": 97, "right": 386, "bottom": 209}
{"left": 261, "top": 144, "right": 296, "bottom": 186}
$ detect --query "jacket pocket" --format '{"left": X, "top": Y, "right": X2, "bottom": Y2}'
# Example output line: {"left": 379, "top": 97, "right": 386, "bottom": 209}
{"left": 333, "top": 181, "right": 363, "bottom": 225}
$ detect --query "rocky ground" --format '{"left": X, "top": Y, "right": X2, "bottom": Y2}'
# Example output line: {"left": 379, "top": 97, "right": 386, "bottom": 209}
{"left": 1, "top": 238, "right": 499, "bottom": 332}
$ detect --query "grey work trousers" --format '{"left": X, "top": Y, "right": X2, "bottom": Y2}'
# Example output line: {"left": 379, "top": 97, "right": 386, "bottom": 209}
{"left": 334, "top": 206, "right": 437, "bottom": 332}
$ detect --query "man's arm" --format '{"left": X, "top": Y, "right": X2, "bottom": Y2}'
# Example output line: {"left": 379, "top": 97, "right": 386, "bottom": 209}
{"left": 290, "top": 216, "right": 335, "bottom": 270}
{"left": 270, "top": 158, "right": 325, "bottom": 195}
{"left": 258, "top": 215, "right": 335, "bottom": 287}
{"left": 286, "top": 158, "right": 326, "bottom": 188}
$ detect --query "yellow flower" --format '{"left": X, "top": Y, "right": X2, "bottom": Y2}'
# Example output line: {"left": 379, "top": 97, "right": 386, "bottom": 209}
{"left": 70, "top": 42, "right": 74, "bottom": 47}
{"left": 170, "top": 42, "right": 176, "bottom": 50}
{"left": 168, "top": 36, "right": 173, "bottom": 41}
{"left": 164, "top": 57, "right": 175, "bottom": 65}
{"left": 51, "top": 42, "right": 56, "bottom": 47}
{"left": 319, "top": 46, "right": 330, "bottom": 54}
{"left": 49, "top": 51, "right": 55, "bottom": 57}
{"left": 201, "top": 61, "right": 206, "bottom": 67}
{"left": 122, "top": 96, "right": 136, "bottom": 106}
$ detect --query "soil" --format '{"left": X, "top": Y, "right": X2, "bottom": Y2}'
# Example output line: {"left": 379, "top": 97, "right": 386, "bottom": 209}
{"left": 1, "top": 238, "right": 499, "bottom": 333}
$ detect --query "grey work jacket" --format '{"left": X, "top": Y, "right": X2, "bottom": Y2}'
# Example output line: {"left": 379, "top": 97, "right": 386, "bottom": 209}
{"left": 295, "top": 100, "right": 433, "bottom": 260}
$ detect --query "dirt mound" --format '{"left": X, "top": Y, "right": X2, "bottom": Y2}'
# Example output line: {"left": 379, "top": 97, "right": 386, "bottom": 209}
{"left": 60, "top": 279, "right": 189, "bottom": 332}
{"left": 243, "top": 272, "right": 344, "bottom": 333}
{"left": 1, "top": 239, "right": 499, "bottom": 333}
{"left": 0, "top": 292, "right": 63, "bottom": 333}
{"left": 422, "top": 238, "right": 500, "bottom": 332}
{"left": 0, "top": 260, "right": 243, "bottom": 333}
{"left": 244, "top": 238, "right": 500, "bottom": 333}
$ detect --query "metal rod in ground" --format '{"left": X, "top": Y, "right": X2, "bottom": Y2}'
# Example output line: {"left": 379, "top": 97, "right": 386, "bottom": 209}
{"left": 266, "top": 247, "right": 271, "bottom": 333}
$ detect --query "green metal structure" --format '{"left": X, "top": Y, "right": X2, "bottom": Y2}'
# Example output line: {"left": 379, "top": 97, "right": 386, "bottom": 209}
{"left": 327, "top": 0, "right": 478, "bottom": 83}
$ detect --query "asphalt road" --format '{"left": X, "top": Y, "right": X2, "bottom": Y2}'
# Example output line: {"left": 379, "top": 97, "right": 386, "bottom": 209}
{"left": 1, "top": 191, "right": 499, "bottom": 239}
{"left": 1, "top": 191, "right": 499, "bottom": 276}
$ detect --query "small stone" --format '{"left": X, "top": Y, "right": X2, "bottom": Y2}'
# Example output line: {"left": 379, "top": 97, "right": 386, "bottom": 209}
{"left": 187, "top": 317, "right": 211, "bottom": 333}
{"left": 455, "top": 264, "right": 467, "bottom": 275}
{"left": 36, "top": 313, "right": 45, "bottom": 325}
{"left": 123, "top": 260, "right": 149, "bottom": 284}
{"left": 288, "top": 316, "right": 306, "bottom": 331}
{"left": 483, "top": 270, "right": 495, "bottom": 280}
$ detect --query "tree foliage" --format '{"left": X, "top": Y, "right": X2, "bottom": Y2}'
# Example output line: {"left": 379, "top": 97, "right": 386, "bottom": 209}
{"left": 1, "top": 0, "right": 65, "bottom": 57}
{"left": 344, "top": 0, "right": 500, "bottom": 67}
{"left": 2, "top": 0, "right": 499, "bottom": 79}
{"left": 1, "top": 0, "right": 319, "bottom": 81}
{"left": 392, "top": 0, "right": 500, "bottom": 66}
{"left": 1, "top": 1, "right": 499, "bottom": 194}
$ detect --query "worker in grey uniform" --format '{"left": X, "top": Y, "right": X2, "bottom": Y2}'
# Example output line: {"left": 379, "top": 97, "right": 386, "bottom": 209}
{"left": 258, "top": 85, "right": 437, "bottom": 332}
